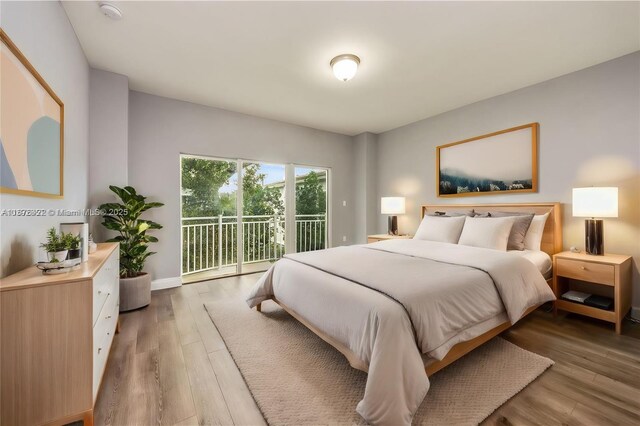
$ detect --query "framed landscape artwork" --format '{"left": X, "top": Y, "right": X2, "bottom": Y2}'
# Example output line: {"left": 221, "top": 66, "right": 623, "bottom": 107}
{"left": 436, "top": 123, "right": 538, "bottom": 197}
{"left": 1, "top": 29, "right": 64, "bottom": 198}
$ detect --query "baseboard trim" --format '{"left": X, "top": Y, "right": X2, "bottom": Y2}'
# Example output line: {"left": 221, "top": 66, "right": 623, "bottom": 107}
{"left": 151, "top": 277, "right": 182, "bottom": 291}
{"left": 631, "top": 306, "right": 640, "bottom": 321}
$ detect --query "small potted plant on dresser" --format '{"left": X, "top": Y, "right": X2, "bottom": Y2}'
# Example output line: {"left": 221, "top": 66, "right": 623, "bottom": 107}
{"left": 63, "top": 232, "right": 82, "bottom": 265}
{"left": 99, "top": 185, "right": 163, "bottom": 312}
{"left": 40, "top": 227, "right": 70, "bottom": 263}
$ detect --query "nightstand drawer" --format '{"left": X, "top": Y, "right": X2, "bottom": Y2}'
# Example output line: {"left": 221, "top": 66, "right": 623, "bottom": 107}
{"left": 556, "top": 258, "right": 614, "bottom": 286}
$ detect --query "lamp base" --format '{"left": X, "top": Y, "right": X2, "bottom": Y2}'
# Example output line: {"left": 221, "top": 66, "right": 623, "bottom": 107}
{"left": 585, "top": 219, "right": 604, "bottom": 255}
{"left": 387, "top": 216, "right": 398, "bottom": 235}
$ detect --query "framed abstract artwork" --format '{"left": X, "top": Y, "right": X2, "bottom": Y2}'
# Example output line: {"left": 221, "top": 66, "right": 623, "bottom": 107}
{"left": 436, "top": 123, "right": 538, "bottom": 197}
{"left": 1, "top": 29, "right": 64, "bottom": 198}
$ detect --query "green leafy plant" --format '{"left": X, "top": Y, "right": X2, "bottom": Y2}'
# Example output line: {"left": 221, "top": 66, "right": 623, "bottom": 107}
{"left": 99, "top": 185, "right": 164, "bottom": 278}
{"left": 40, "top": 227, "right": 71, "bottom": 262}
{"left": 40, "top": 227, "right": 68, "bottom": 252}
{"left": 63, "top": 233, "right": 81, "bottom": 250}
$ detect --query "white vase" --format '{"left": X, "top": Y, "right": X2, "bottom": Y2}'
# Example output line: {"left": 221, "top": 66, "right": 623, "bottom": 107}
{"left": 47, "top": 250, "right": 68, "bottom": 263}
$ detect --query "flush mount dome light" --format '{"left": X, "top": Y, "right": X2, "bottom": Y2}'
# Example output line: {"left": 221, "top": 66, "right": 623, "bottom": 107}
{"left": 330, "top": 54, "right": 360, "bottom": 82}
{"left": 99, "top": 2, "right": 123, "bottom": 20}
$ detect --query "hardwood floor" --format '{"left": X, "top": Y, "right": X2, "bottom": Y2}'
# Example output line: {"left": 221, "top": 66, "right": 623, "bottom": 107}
{"left": 94, "top": 274, "right": 640, "bottom": 425}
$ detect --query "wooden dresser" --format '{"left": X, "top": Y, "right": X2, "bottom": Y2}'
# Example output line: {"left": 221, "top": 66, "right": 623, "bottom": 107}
{"left": 0, "top": 243, "right": 120, "bottom": 426}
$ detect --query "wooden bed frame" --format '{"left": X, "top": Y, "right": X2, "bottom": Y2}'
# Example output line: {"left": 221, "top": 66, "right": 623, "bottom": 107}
{"left": 256, "top": 202, "right": 563, "bottom": 377}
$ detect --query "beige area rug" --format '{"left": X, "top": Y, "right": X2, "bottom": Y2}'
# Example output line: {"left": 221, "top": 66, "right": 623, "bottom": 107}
{"left": 205, "top": 299, "right": 553, "bottom": 425}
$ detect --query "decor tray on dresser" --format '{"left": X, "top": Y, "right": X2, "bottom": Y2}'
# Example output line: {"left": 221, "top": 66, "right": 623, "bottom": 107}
{"left": 0, "top": 243, "right": 120, "bottom": 426}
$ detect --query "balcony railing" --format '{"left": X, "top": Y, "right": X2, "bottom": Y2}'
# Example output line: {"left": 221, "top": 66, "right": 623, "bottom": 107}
{"left": 181, "top": 214, "right": 326, "bottom": 275}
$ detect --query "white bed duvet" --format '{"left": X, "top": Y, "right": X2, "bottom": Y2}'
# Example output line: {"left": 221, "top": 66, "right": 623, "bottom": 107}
{"left": 246, "top": 239, "right": 555, "bottom": 425}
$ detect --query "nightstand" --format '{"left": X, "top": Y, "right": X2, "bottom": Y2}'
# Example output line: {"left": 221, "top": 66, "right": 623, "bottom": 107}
{"left": 552, "top": 251, "right": 632, "bottom": 334}
{"left": 367, "top": 234, "right": 412, "bottom": 243}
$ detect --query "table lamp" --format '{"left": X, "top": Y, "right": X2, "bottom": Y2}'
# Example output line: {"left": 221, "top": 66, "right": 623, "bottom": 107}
{"left": 381, "top": 197, "right": 405, "bottom": 235}
{"left": 572, "top": 187, "right": 618, "bottom": 255}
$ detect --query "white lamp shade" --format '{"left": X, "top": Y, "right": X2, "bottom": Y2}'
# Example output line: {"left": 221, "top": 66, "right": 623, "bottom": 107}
{"left": 381, "top": 197, "right": 406, "bottom": 215}
{"left": 572, "top": 187, "right": 618, "bottom": 218}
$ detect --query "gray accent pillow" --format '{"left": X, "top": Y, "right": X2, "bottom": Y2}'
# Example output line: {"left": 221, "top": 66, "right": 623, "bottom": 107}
{"left": 487, "top": 211, "right": 535, "bottom": 250}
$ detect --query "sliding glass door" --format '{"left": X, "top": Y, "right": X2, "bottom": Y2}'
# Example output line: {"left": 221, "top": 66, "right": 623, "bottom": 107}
{"left": 181, "top": 156, "right": 238, "bottom": 277}
{"left": 181, "top": 155, "right": 329, "bottom": 282}
{"left": 295, "top": 166, "right": 328, "bottom": 253}
{"left": 241, "top": 162, "right": 286, "bottom": 273}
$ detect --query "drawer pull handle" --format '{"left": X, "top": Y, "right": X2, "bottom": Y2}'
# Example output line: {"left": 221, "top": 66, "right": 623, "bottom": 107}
{"left": 581, "top": 266, "right": 586, "bottom": 270}
{"left": 106, "top": 315, "right": 112, "bottom": 319}
{"left": 98, "top": 347, "right": 102, "bottom": 354}
{"left": 98, "top": 290, "right": 102, "bottom": 294}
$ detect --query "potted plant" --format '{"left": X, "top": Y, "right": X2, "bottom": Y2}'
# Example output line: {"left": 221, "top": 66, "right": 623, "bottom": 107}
{"left": 99, "top": 185, "right": 163, "bottom": 312}
{"left": 63, "top": 233, "right": 82, "bottom": 262}
{"left": 40, "top": 227, "right": 69, "bottom": 263}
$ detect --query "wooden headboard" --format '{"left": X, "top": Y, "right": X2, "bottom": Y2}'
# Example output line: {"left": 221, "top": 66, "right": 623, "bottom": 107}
{"left": 421, "top": 203, "right": 563, "bottom": 257}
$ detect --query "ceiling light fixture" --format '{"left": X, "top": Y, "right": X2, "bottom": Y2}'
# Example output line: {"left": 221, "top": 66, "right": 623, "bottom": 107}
{"left": 99, "top": 2, "right": 123, "bottom": 20}
{"left": 330, "top": 54, "right": 360, "bottom": 82}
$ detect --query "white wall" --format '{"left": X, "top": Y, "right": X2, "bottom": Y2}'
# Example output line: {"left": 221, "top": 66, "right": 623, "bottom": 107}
{"left": 128, "top": 91, "right": 355, "bottom": 282}
{"left": 376, "top": 52, "right": 640, "bottom": 308}
{"left": 0, "top": 1, "right": 90, "bottom": 277}
{"left": 88, "top": 69, "right": 129, "bottom": 242}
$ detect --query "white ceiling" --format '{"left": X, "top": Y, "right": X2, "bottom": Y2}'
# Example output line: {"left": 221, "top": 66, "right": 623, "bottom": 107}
{"left": 63, "top": 1, "right": 639, "bottom": 136}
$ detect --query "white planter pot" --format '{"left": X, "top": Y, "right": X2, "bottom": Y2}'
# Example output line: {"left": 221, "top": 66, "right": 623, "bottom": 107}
{"left": 47, "top": 250, "right": 68, "bottom": 263}
{"left": 119, "top": 272, "right": 151, "bottom": 312}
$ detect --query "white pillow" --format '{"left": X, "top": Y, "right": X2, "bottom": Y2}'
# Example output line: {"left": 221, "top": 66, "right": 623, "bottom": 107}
{"left": 413, "top": 215, "right": 466, "bottom": 244}
{"left": 523, "top": 212, "right": 550, "bottom": 251}
{"left": 458, "top": 216, "right": 516, "bottom": 251}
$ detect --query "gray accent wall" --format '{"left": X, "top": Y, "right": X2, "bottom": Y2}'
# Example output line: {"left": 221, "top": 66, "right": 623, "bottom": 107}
{"left": 88, "top": 69, "right": 129, "bottom": 242}
{"left": 352, "top": 132, "right": 379, "bottom": 243}
{"left": 128, "top": 91, "right": 355, "bottom": 282}
{"left": 0, "top": 1, "right": 90, "bottom": 277}
{"left": 375, "top": 52, "right": 640, "bottom": 308}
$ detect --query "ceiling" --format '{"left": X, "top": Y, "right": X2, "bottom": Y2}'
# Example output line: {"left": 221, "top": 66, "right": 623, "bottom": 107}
{"left": 62, "top": 1, "right": 639, "bottom": 136}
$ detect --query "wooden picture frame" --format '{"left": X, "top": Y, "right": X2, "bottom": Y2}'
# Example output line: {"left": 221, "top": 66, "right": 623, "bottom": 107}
{"left": 436, "top": 123, "right": 538, "bottom": 198}
{"left": 1, "top": 29, "right": 64, "bottom": 198}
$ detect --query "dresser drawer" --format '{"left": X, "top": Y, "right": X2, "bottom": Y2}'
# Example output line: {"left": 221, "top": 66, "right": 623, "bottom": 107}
{"left": 92, "top": 292, "right": 118, "bottom": 399}
{"left": 92, "top": 282, "right": 108, "bottom": 324}
{"left": 93, "top": 291, "right": 118, "bottom": 360}
{"left": 93, "top": 251, "right": 119, "bottom": 325}
{"left": 556, "top": 258, "right": 615, "bottom": 286}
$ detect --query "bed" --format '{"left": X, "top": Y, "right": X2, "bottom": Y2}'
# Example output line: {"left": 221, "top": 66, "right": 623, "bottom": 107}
{"left": 246, "top": 202, "right": 562, "bottom": 425}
